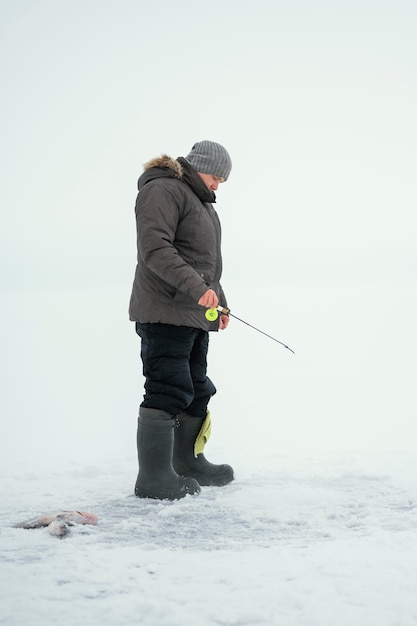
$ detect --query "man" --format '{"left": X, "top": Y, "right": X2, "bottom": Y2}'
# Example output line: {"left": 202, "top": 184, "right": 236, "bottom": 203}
{"left": 129, "top": 140, "right": 234, "bottom": 500}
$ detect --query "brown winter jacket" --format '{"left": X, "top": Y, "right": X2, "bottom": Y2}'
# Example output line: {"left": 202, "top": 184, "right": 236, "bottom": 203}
{"left": 128, "top": 155, "right": 227, "bottom": 331}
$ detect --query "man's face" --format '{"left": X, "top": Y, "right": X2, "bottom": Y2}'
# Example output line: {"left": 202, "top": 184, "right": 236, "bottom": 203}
{"left": 198, "top": 172, "right": 225, "bottom": 191}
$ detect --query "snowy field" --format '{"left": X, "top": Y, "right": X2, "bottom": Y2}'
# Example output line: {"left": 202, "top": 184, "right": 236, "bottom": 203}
{"left": 1, "top": 286, "right": 417, "bottom": 626}
{"left": 2, "top": 450, "right": 417, "bottom": 626}
{"left": 2, "top": 2, "right": 416, "bottom": 623}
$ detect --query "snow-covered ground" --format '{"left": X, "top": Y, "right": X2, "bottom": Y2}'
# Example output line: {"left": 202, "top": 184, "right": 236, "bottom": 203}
{"left": 2, "top": 449, "right": 417, "bottom": 626}
{"left": 1, "top": 285, "right": 417, "bottom": 625}
{"left": 2, "top": 1, "right": 417, "bottom": 623}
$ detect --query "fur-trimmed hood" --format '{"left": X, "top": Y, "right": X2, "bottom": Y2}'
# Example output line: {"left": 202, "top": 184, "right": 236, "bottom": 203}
{"left": 143, "top": 154, "right": 183, "bottom": 178}
{"left": 138, "top": 154, "right": 216, "bottom": 204}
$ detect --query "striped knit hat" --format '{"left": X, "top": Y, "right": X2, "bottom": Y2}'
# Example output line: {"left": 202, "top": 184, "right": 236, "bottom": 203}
{"left": 184, "top": 140, "right": 232, "bottom": 181}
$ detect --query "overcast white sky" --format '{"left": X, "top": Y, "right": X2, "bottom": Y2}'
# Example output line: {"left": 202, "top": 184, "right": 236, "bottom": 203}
{"left": 1, "top": 0, "right": 416, "bottom": 466}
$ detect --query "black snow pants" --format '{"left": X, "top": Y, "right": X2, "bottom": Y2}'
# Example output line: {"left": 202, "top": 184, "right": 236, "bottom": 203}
{"left": 135, "top": 323, "right": 216, "bottom": 418}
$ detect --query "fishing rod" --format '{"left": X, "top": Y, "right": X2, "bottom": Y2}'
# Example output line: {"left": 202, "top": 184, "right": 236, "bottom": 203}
{"left": 205, "top": 306, "right": 295, "bottom": 354}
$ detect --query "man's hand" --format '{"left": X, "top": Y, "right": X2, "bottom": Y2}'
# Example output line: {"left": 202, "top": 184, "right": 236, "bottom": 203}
{"left": 198, "top": 289, "right": 229, "bottom": 330}
{"left": 219, "top": 314, "right": 229, "bottom": 330}
{"left": 198, "top": 289, "right": 218, "bottom": 309}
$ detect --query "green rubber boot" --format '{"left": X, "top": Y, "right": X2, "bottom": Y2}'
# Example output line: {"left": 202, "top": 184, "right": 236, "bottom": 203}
{"left": 173, "top": 412, "right": 234, "bottom": 487}
{"left": 134, "top": 407, "right": 201, "bottom": 500}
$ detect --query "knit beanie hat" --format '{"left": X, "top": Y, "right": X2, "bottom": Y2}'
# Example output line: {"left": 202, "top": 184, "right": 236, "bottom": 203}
{"left": 184, "top": 140, "right": 232, "bottom": 181}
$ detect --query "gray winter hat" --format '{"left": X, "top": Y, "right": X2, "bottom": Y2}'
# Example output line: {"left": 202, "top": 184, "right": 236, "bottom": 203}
{"left": 184, "top": 140, "right": 232, "bottom": 181}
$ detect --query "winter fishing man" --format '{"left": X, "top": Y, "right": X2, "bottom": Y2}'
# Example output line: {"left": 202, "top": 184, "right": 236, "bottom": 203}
{"left": 129, "top": 140, "right": 234, "bottom": 500}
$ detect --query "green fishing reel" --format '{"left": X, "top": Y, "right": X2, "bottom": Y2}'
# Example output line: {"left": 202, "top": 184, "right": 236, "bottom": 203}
{"left": 205, "top": 308, "right": 219, "bottom": 322}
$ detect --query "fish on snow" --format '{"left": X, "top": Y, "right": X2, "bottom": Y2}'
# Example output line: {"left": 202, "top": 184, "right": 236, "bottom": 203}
{"left": 14, "top": 511, "right": 98, "bottom": 537}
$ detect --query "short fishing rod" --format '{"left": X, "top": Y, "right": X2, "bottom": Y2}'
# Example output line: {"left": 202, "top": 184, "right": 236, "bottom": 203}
{"left": 205, "top": 306, "right": 295, "bottom": 354}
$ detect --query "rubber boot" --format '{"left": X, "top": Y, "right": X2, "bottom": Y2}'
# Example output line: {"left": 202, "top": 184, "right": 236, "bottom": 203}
{"left": 134, "top": 407, "right": 201, "bottom": 500}
{"left": 173, "top": 413, "right": 234, "bottom": 487}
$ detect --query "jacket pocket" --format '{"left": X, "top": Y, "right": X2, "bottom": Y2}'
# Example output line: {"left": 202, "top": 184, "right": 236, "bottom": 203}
{"left": 195, "top": 268, "right": 212, "bottom": 286}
